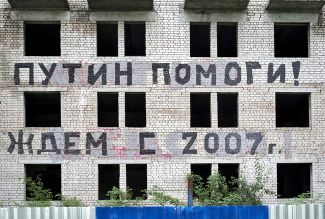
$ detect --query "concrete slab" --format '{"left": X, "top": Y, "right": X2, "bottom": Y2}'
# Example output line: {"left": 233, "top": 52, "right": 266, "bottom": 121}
{"left": 87, "top": 0, "right": 153, "bottom": 11}
{"left": 8, "top": 0, "right": 69, "bottom": 11}
{"left": 267, "top": 0, "right": 325, "bottom": 12}
{"left": 184, "top": 0, "right": 250, "bottom": 11}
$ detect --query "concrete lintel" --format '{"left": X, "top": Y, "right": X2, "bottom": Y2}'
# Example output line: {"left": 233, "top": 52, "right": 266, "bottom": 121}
{"left": 87, "top": 0, "right": 153, "bottom": 11}
{"left": 94, "top": 160, "right": 151, "bottom": 164}
{"left": 90, "top": 11, "right": 155, "bottom": 22}
{"left": 11, "top": 11, "right": 70, "bottom": 21}
{"left": 8, "top": 0, "right": 69, "bottom": 11}
{"left": 184, "top": 0, "right": 249, "bottom": 11}
{"left": 272, "top": 158, "right": 318, "bottom": 163}
{"left": 269, "top": 87, "right": 320, "bottom": 93}
{"left": 186, "top": 159, "right": 243, "bottom": 164}
{"left": 267, "top": 0, "right": 325, "bottom": 13}
{"left": 183, "top": 11, "right": 246, "bottom": 22}
{"left": 185, "top": 87, "right": 244, "bottom": 92}
{"left": 19, "top": 159, "right": 63, "bottom": 164}
{"left": 18, "top": 87, "right": 68, "bottom": 92}
{"left": 92, "top": 87, "right": 151, "bottom": 92}
{"left": 264, "top": 12, "right": 320, "bottom": 24}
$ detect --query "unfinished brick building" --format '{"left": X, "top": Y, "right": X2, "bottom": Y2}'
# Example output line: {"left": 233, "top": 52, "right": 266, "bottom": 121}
{"left": 0, "top": 0, "right": 325, "bottom": 205}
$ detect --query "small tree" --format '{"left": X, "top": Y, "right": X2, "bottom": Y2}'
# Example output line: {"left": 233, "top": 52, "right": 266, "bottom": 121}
{"left": 25, "top": 177, "right": 53, "bottom": 207}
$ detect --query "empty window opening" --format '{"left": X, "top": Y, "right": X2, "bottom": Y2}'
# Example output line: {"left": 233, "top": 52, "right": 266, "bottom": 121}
{"left": 217, "top": 23, "right": 238, "bottom": 57}
{"left": 218, "top": 164, "right": 239, "bottom": 191}
{"left": 274, "top": 23, "right": 309, "bottom": 58}
{"left": 218, "top": 93, "right": 238, "bottom": 128}
{"left": 277, "top": 163, "right": 311, "bottom": 198}
{"left": 125, "top": 93, "right": 146, "bottom": 127}
{"left": 25, "top": 22, "right": 61, "bottom": 56}
{"left": 25, "top": 92, "right": 61, "bottom": 127}
{"left": 98, "top": 164, "right": 120, "bottom": 200}
{"left": 25, "top": 164, "right": 61, "bottom": 200}
{"left": 190, "top": 23, "right": 210, "bottom": 57}
{"left": 98, "top": 93, "right": 119, "bottom": 127}
{"left": 276, "top": 93, "right": 309, "bottom": 127}
{"left": 125, "top": 22, "right": 146, "bottom": 56}
{"left": 191, "top": 164, "right": 212, "bottom": 186}
{"left": 126, "top": 164, "right": 147, "bottom": 199}
{"left": 97, "top": 22, "right": 118, "bottom": 57}
{"left": 190, "top": 93, "right": 211, "bottom": 128}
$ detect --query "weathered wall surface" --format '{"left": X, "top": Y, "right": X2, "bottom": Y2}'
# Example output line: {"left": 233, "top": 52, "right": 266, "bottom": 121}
{"left": 1, "top": 0, "right": 325, "bottom": 205}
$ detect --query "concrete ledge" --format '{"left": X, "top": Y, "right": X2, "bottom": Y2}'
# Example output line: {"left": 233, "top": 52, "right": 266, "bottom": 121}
{"left": 87, "top": 0, "right": 153, "bottom": 11}
{"left": 184, "top": 0, "right": 249, "bottom": 11}
{"left": 267, "top": 0, "right": 325, "bottom": 13}
{"left": 90, "top": 11, "right": 155, "bottom": 22}
{"left": 11, "top": 11, "right": 70, "bottom": 21}
{"left": 8, "top": 0, "right": 69, "bottom": 11}
{"left": 17, "top": 87, "right": 68, "bottom": 92}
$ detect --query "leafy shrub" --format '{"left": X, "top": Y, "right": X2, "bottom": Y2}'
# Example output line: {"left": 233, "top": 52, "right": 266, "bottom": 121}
{"left": 25, "top": 177, "right": 53, "bottom": 207}
{"left": 57, "top": 195, "right": 84, "bottom": 207}
{"left": 98, "top": 187, "right": 141, "bottom": 206}
{"left": 146, "top": 186, "right": 183, "bottom": 206}
{"left": 189, "top": 158, "right": 275, "bottom": 206}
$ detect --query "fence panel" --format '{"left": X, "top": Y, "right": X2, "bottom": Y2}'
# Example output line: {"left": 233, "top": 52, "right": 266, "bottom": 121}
{"left": 268, "top": 204, "right": 325, "bottom": 219}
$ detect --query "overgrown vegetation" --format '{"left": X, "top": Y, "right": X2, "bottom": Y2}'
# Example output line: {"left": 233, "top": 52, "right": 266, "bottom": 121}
{"left": 25, "top": 177, "right": 53, "bottom": 207}
{"left": 146, "top": 186, "right": 183, "bottom": 206}
{"left": 189, "top": 158, "right": 275, "bottom": 206}
{"left": 56, "top": 195, "right": 84, "bottom": 207}
{"left": 98, "top": 187, "right": 142, "bottom": 206}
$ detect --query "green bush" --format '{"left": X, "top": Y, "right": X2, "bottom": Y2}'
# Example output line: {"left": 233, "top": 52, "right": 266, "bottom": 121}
{"left": 146, "top": 186, "right": 183, "bottom": 206}
{"left": 98, "top": 187, "right": 141, "bottom": 206}
{"left": 57, "top": 195, "right": 84, "bottom": 207}
{"left": 189, "top": 158, "right": 274, "bottom": 206}
{"left": 24, "top": 177, "right": 53, "bottom": 207}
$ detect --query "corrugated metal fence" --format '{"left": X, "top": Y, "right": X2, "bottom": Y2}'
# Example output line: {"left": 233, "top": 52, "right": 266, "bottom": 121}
{"left": 0, "top": 204, "right": 324, "bottom": 219}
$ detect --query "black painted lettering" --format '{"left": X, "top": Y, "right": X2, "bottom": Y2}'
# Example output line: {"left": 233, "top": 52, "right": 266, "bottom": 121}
{"left": 204, "top": 133, "right": 219, "bottom": 154}
{"left": 37, "top": 132, "right": 61, "bottom": 154}
{"left": 63, "top": 63, "right": 82, "bottom": 84}
{"left": 115, "top": 62, "right": 132, "bottom": 85}
{"left": 175, "top": 64, "right": 191, "bottom": 85}
{"left": 88, "top": 64, "right": 107, "bottom": 85}
{"left": 268, "top": 63, "right": 285, "bottom": 84}
{"left": 14, "top": 63, "right": 34, "bottom": 85}
{"left": 225, "top": 133, "right": 241, "bottom": 154}
{"left": 86, "top": 132, "right": 107, "bottom": 156}
{"left": 7, "top": 130, "right": 34, "bottom": 154}
{"left": 182, "top": 132, "right": 197, "bottom": 154}
{"left": 224, "top": 62, "right": 241, "bottom": 86}
{"left": 139, "top": 132, "right": 156, "bottom": 155}
{"left": 246, "top": 132, "right": 263, "bottom": 155}
{"left": 39, "top": 63, "right": 57, "bottom": 85}
{"left": 246, "top": 62, "right": 261, "bottom": 85}
{"left": 64, "top": 132, "right": 81, "bottom": 155}
{"left": 196, "top": 64, "right": 216, "bottom": 85}
{"left": 152, "top": 63, "right": 171, "bottom": 85}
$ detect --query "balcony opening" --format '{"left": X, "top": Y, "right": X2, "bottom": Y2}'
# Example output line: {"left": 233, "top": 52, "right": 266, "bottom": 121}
{"left": 218, "top": 164, "right": 239, "bottom": 191}
{"left": 126, "top": 164, "right": 147, "bottom": 199}
{"left": 125, "top": 93, "right": 146, "bottom": 127}
{"left": 97, "top": 22, "right": 118, "bottom": 57}
{"left": 25, "top": 22, "right": 61, "bottom": 56}
{"left": 190, "top": 22, "right": 210, "bottom": 57}
{"left": 190, "top": 93, "right": 211, "bottom": 128}
{"left": 217, "top": 23, "right": 237, "bottom": 57}
{"left": 25, "top": 92, "right": 61, "bottom": 127}
{"left": 98, "top": 164, "right": 120, "bottom": 200}
{"left": 125, "top": 22, "right": 146, "bottom": 56}
{"left": 274, "top": 23, "right": 309, "bottom": 58}
{"left": 218, "top": 93, "right": 238, "bottom": 128}
{"left": 277, "top": 163, "right": 311, "bottom": 198}
{"left": 276, "top": 93, "right": 309, "bottom": 127}
{"left": 98, "top": 93, "right": 119, "bottom": 127}
{"left": 25, "top": 164, "right": 61, "bottom": 200}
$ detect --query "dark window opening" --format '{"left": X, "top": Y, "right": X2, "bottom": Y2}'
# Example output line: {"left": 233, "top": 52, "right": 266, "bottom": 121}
{"left": 274, "top": 23, "right": 309, "bottom": 58}
{"left": 98, "top": 93, "right": 119, "bottom": 127}
{"left": 97, "top": 22, "right": 118, "bottom": 57}
{"left": 25, "top": 22, "right": 60, "bottom": 56}
{"left": 125, "top": 93, "right": 146, "bottom": 127}
{"left": 218, "top": 93, "right": 238, "bottom": 128}
{"left": 276, "top": 93, "right": 309, "bottom": 127}
{"left": 190, "top": 23, "right": 210, "bottom": 57}
{"left": 190, "top": 93, "right": 211, "bottom": 128}
{"left": 25, "top": 164, "right": 61, "bottom": 200}
{"left": 25, "top": 92, "right": 61, "bottom": 127}
{"left": 125, "top": 22, "right": 146, "bottom": 56}
{"left": 191, "top": 164, "right": 212, "bottom": 186}
{"left": 126, "top": 164, "right": 147, "bottom": 199}
{"left": 218, "top": 164, "right": 239, "bottom": 191}
{"left": 217, "top": 23, "right": 238, "bottom": 57}
{"left": 277, "top": 163, "right": 311, "bottom": 198}
{"left": 98, "top": 164, "right": 120, "bottom": 200}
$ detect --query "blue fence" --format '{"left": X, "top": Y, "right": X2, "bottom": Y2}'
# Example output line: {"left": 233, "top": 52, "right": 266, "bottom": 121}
{"left": 96, "top": 206, "right": 268, "bottom": 219}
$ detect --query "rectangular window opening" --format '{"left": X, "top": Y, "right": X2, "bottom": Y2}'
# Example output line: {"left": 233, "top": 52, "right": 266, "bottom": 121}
{"left": 218, "top": 93, "right": 238, "bottom": 128}
{"left": 25, "top": 164, "right": 61, "bottom": 200}
{"left": 218, "top": 164, "right": 239, "bottom": 191}
{"left": 274, "top": 23, "right": 309, "bottom": 58}
{"left": 126, "top": 164, "right": 147, "bottom": 199}
{"left": 191, "top": 164, "right": 212, "bottom": 186}
{"left": 277, "top": 163, "right": 311, "bottom": 198}
{"left": 217, "top": 23, "right": 238, "bottom": 57}
{"left": 97, "top": 22, "right": 118, "bottom": 57}
{"left": 98, "top": 164, "right": 120, "bottom": 200}
{"left": 125, "top": 22, "right": 146, "bottom": 56}
{"left": 25, "top": 22, "right": 61, "bottom": 56}
{"left": 190, "top": 22, "right": 210, "bottom": 57}
{"left": 190, "top": 93, "right": 211, "bottom": 128}
{"left": 276, "top": 93, "right": 310, "bottom": 127}
{"left": 125, "top": 93, "right": 146, "bottom": 127}
{"left": 25, "top": 92, "right": 61, "bottom": 127}
{"left": 98, "top": 93, "right": 119, "bottom": 127}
